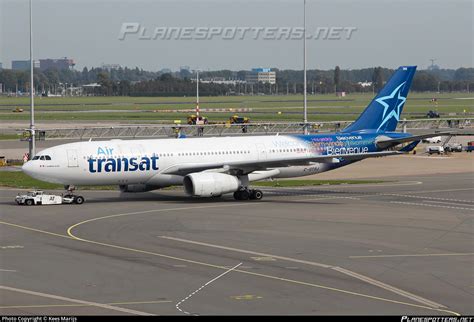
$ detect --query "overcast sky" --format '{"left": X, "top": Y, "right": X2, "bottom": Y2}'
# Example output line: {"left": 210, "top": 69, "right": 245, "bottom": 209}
{"left": 1, "top": 0, "right": 472, "bottom": 71}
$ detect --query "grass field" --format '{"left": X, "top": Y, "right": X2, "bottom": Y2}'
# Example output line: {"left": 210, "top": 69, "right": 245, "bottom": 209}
{"left": 0, "top": 171, "right": 387, "bottom": 190}
{"left": 0, "top": 92, "right": 471, "bottom": 123}
{"left": 0, "top": 172, "right": 115, "bottom": 190}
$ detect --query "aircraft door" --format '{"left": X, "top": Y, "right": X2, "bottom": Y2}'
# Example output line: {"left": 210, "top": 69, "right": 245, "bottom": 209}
{"left": 67, "top": 149, "right": 79, "bottom": 167}
{"left": 255, "top": 143, "right": 267, "bottom": 161}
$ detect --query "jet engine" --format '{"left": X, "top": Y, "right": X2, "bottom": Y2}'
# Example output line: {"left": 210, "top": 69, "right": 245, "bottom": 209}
{"left": 183, "top": 173, "right": 239, "bottom": 197}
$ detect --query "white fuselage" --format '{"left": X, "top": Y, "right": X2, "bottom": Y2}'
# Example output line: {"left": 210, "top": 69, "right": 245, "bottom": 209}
{"left": 22, "top": 135, "right": 332, "bottom": 187}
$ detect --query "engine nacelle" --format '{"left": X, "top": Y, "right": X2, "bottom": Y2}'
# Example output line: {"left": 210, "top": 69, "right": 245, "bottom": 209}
{"left": 119, "top": 184, "right": 159, "bottom": 193}
{"left": 183, "top": 173, "right": 239, "bottom": 197}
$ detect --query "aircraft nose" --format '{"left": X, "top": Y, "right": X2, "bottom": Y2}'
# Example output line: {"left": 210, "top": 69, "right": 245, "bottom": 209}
{"left": 22, "top": 161, "right": 35, "bottom": 176}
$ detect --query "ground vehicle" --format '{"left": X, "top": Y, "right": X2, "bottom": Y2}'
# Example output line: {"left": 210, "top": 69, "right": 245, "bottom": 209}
{"left": 229, "top": 115, "right": 250, "bottom": 133}
{"left": 422, "top": 136, "right": 442, "bottom": 144}
{"left": 229, "top": 115, "right": 250, "bottom": 124}
{"left": 15, "top": 190, "right": 84, "bottom": 205}
{"left": 464, "top": 141, "right": 474, "bottom": 153}
{"left": 444, "top": 143, "right": 463, "bottom": 152}
{"left": 426, "top": 146, "right": 444, "bottom": 155}
{"left": 426, "top": 110, "right": 440, "bottom": 118}
{"left": 187, "top": 115, "right": 208, "bottom": 125}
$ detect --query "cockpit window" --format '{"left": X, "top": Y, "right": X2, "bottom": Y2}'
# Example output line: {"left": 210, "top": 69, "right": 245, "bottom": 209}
{"left": 36, "top": 155, "right": 51, "bottom": 161}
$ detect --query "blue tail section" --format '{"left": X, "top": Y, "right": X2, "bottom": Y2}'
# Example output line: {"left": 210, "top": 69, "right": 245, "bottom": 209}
{"left": 342, "top": 66, "right": 417, "bottom": 133}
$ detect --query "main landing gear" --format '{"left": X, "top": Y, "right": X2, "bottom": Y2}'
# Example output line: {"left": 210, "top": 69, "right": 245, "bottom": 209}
{"left": 233, "top": 189, "right": 263, "bottom": 201}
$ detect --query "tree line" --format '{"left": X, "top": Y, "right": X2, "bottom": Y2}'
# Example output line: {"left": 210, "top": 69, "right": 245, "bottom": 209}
{"left": 0, "top": 66, "right": 472, "bottom": 96}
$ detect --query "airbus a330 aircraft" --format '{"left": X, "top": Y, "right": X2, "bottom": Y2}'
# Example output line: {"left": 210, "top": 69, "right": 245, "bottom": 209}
{"left": 22, "top": 66, "right": 443, "bottom": 201}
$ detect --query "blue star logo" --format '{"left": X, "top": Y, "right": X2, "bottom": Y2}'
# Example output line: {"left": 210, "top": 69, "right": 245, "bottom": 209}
{"left": 375, "top": 82, "right": 406, "bottom": 132}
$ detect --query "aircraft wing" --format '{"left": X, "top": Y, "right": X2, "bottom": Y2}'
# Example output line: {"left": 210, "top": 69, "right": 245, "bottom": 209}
{"left": 162, "top": 150, "right": 402, "bottom": 176}
{"left": 376, "top": 132, "right": 451, "bottom": 148}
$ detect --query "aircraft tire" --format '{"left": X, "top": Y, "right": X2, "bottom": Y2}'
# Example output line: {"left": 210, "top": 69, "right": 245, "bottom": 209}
{"left": 253, "top": 189, "right": 263, "bottom": 200}
{"left": 239, "top": 190, "right": 250, "bottom": 200}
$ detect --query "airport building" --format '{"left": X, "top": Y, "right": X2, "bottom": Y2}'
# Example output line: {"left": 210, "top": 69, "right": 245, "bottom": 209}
{"left": 12, "top": 57, "right": 75, "bottom": 71}
{"left": 12, "top": 60, "right": 40, "bottom": 71}
{"left": 101, "top": 63, "right": 121, "bottom": 71}
{"left": 246, "top": 68, "right": 276, "bottom": 84}
{"left": 39, "top": 57, "right": 75, "bottom": 71}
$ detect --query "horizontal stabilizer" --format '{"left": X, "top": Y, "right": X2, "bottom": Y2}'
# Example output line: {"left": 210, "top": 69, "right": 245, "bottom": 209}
{"left": 399, "top": 140, "right": 420, "bottom": 152}
{"left": 376, "top": 132, "right": 451, "bottom": 149}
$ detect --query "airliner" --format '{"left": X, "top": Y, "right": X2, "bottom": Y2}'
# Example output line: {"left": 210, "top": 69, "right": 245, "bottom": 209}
{"left": 22, "top": 66, "right": 443, "bottom": 201}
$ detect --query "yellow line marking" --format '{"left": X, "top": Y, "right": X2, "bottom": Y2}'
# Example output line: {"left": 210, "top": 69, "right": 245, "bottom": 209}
{"left": 0, "top": 300, "right": 172, "bottom": 309}
{"left": 64, "top": 208, "right": 460, "bottom": 316}
{"left": 350, "top": 253, "right": 474, "bottom": 259}
{"left": 66, "top": 203, "right": 248, "bottom": 236}
{"left": 0, "top": 285, "right": 153, "bottom": 315}
{"left": 251, "top": 256, "right": 276, "bottom": 261}
{"left": 158, "top": 235, "right": 444, "bottom": 309}
{"left": 408, "top": 188, "right": 474, "bottom": 194}
{"left": 0, "top": 245, "right": 24, "bottom": 249}
{"left": 0, "top": 221, "right": 73, "bottom": 240}
{"left": 0, "top": 206, "right": 462, "bottom": 316}
{"left": 231, "top": 295, "right": 262, "bottom": 300}
{"left": 428, "top": 200, "right": 474, "bottom": 207}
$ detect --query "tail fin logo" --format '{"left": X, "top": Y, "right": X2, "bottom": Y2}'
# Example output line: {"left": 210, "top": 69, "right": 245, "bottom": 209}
{"left": 375, "top": 82, "right": 406, "bottom": 132}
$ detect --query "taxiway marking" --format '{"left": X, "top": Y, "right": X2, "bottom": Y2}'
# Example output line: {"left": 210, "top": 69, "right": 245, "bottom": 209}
{"left": 0, "top": 285, "right": 154, "bottom": 315}
{"left": 390, "top": 201, "right": 474, "bottom": 211}
{"left": 427, "top": 200, "right": 474, "bottom": 207}
{"left": 350, "top": 253, "right": 474, "bottom": 259}
{"left": 407, "top": 188, "right": 474, "bottom": 194}
{"left": 0, "top": 245, "right": 24, "bottom": 249}
{"left": 65, "top": 203, "right": 458, "bottom": 314}
{"left": 0, "top": 212, "right": 460, "bottom": 315}
{"left": 176, "top": 262, "right": 242, "bottom": 315}
{"left": 158, "top": 235, "right": 445, "bottom": 310}
{"left": 384, "top": 193, "right": 474, "bottom": 204}
{"left": 231, "top": 295, "right": 262, "bottom": 300}
{"left": 0, "top": 300, "right": 172, "bottom": 309}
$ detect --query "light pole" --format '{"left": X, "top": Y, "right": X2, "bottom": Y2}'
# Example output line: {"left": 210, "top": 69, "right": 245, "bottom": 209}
{"left": 195, "top": 70, "right": 200, "bottom": 118}
{"left": 303, "top": 0, "right": 308, "bottom": 135}
{"left": 28, "top": 0, "right": 36, "bottom": 159}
